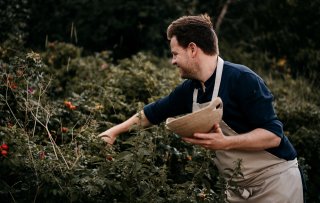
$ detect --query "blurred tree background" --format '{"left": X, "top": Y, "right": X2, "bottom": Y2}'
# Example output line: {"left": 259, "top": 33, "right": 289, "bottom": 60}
{"left": 1, "top": 0, "right": 320, "bottom": 202}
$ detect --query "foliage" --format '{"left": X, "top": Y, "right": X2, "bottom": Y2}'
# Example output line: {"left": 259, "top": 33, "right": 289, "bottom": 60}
{"left": 0, "top": 0, "right": 30, "bottom": 47}
{"left": 1, "top": 0, "right": 319, "bottom": 200}
{"left": 1, "top": 43, "right": 245, "bottom": 202}
{"left": 219, "top": 0, "right": 320, "bottom": 82}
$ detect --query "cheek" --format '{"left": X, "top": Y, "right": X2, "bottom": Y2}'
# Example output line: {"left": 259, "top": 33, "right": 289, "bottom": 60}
{"left": 174, "top": 56, "right": 181, "bottom": 65}
{"left": 178, "top": 54, "right": 187, "bottom": 63}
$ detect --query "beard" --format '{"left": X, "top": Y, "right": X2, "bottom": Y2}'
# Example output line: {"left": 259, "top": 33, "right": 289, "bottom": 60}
{"left": 177, "top": 63, "right": 198, "bottom": 80}
{"left": 180, "top": 69, "right": 193, "bottom": 79}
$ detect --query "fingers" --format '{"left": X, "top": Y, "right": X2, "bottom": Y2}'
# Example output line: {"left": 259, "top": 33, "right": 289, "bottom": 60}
{"left": 182, "top": 136, "right": 211, "bottom": 145}
{"left": 101, "top": 136, "right": 114, "bottom": 145}
{"left": 182, "top": 137, "right": 214, "bottom": 150}
{"left": 210, "top": 123, "right": 222, "bottom": 133}
{"left": 181, "top": 127, "right": 226, "bottom": 150}
{"left": 98, "top": 132, "right": 115, "bottom": 145}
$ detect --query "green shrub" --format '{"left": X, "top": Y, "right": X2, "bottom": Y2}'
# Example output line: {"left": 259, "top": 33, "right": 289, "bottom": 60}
{"left": 1, "top": 44, "right": 233, "bottom": 202}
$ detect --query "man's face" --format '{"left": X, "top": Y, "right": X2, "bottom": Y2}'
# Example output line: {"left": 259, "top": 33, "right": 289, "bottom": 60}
{"left": 170, "top": 36, "right": 198, "bottom": 79}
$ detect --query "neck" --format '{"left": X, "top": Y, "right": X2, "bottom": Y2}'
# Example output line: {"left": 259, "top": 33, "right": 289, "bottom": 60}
{"left": 197, "top": 54, "right": 218, "bottom": 83}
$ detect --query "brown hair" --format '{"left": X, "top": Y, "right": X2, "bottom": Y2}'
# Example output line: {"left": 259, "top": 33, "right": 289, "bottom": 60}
{"left": 167, "top": 14, "right": 218, "bottom": 55}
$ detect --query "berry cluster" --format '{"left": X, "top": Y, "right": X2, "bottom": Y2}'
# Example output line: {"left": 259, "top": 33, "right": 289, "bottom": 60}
{"left": 64, "top": 101, "right": 77, "bottom": 110}
{"left": 1, "top": 143, "right": 9, "bottom": 157}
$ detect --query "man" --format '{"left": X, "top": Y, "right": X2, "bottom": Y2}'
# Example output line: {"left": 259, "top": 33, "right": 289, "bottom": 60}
{"left": 98, "top": 14, "right": 304, "bottom": 202}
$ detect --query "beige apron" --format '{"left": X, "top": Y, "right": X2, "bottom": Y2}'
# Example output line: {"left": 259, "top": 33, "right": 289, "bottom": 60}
{"left": 192, "top": 57, "right": 303, "bottom": 203}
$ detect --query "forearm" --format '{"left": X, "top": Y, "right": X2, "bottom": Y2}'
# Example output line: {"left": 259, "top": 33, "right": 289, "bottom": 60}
{"left": 225, "top": 128, "right": 281, "bottom": 151}
{"left": 183, "top": 125, "right": 281, "bottom": 151}
{"left": 99, "top": 110, "right": 152, "bottom": 144}
{"left": 111, "top": 111, "right": 152, "bottom": 134}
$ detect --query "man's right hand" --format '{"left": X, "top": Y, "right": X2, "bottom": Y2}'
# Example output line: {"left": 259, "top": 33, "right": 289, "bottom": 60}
{"left": 98, "top": 131, "right": 117, "bottom": 145}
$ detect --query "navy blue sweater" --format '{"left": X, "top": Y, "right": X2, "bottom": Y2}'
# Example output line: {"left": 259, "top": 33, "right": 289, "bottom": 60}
{"left": 144, "top": 60, "right": 297, "bottom": 160}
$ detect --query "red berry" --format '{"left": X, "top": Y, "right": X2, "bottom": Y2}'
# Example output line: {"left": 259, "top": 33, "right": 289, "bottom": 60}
{"left": 39, "top": 151, "right": 46, "bottom": 160}
{"left": 1, "top": 150, "right": 8, "bottom": 156}
{"left": 106, "top": 155, "right": 113, "bottom": 161}
{"left": 10, "top": 82, "right": 18, "bottom": 89}
{"left": 64, "top": 101, "right": 72, "bottom": 108}
{"left": 1, "top": 144, "right": 8, "bottom": 150}
{"left": 61, "top": 127, "right": 68, "bottom": 133}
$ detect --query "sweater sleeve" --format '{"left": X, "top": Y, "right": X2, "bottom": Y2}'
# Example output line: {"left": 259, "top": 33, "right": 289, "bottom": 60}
{"left": 233, "top": 70, "right": 296, "bottom": 160}
{"left": 143, "top": 81, "right": 192, "bottom": 124}
{"left": 235, "top": 71, "right": 284, "bottom": 138}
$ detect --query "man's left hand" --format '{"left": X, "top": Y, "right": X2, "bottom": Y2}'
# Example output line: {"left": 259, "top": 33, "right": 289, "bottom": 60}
{"left": 182, "top": 123, "right": 230, "bottom": 150}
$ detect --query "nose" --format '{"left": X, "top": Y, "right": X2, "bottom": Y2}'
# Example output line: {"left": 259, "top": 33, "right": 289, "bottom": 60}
{"left": 171, "top": 57, "right": 176, "bottom": 65}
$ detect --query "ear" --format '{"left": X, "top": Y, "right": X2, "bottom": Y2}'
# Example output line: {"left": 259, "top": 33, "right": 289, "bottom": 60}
{"left": 188, "top": 42, "right": 198, "bottom": 57}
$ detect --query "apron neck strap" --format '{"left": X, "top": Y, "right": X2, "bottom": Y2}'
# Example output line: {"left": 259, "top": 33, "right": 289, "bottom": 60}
{"left": 193, "top": 88, "right": 198, "bottom": 103}
{"left": 212, "top": 56, "right": 224, "bottom": 99}
{"left": 192, "top": 56, "right": 224, "bottom": 103}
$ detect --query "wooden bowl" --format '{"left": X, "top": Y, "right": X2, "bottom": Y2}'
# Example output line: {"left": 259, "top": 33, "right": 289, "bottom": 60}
{"left": 165, "top": 97, "right": 223, "bottom": 137}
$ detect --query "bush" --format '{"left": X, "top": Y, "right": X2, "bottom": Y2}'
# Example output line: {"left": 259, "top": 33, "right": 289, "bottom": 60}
{"left": 0, "top": 43, "right": 234, "bottom": 202}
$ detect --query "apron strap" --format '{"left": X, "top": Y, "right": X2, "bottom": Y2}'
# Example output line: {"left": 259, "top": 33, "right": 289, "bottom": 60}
{"left": 192, "top": 56, "right": 224, "bottom": 103}
{"left": 192, "top": 88, "right": 198, "bottom": 104}
{"left": 212, "top": 56, "right": 224, "bottom": 99}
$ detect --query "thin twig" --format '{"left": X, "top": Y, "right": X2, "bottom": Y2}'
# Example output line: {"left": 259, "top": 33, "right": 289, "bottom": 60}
{"left": 29, "top": 106, "right": 70, "bottom": 170}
